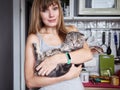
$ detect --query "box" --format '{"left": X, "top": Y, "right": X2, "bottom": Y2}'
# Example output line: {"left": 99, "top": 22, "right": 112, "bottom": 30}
{"left": 99, "top": 55, "right": 114, "bottom": 76}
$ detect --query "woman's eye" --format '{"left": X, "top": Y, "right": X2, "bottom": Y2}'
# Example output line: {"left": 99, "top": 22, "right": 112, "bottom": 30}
{"left": 42, "top": 9, "right": 47, "bottom": 12}
{"left": 53, "top": 7, "right": 58, "bottom": 10}
{"left": 41, "top": 8, "right": 48, "bottom": 12}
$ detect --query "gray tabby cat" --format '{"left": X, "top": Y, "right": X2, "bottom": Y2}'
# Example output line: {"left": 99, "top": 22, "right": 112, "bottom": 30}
{"left": 32, "top": 31, "right": 85, "bottom": 77}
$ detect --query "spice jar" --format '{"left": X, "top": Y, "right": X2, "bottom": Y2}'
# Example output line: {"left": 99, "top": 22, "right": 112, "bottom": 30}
{"left": 111, "top": 75, "right": 119, "bottom": 86}
{"left": 80, "top": 71, "right": 89, "bottom": 83}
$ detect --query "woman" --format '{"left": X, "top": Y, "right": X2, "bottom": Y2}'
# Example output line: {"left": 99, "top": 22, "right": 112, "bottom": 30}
{"left": 24, "top": 0, "right": 93, "bottom": 90}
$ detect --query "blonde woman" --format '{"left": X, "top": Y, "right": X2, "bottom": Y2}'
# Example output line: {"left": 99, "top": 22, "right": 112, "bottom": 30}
{"left": 24, "top": 0, "right": 93, "bottom": 90}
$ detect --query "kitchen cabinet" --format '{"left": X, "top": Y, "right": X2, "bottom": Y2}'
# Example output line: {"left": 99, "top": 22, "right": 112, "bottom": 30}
{"left": 61, "top": 0, "right": 120, "bottom": 20}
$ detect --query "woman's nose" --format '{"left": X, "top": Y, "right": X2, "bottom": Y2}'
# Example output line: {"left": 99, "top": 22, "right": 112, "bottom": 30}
{"left": 49, "top": 10, "right": 54, "bottom": 17}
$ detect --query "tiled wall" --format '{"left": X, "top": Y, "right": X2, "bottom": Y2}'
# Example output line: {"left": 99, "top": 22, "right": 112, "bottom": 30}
{"left": 65, "top": 20, "right": 120, "bottom": 29}
{"left": 65, "top": 20, "right": 120, "bottom": 74}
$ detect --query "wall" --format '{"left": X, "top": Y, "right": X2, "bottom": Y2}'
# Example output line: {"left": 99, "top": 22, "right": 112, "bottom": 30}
{"left": 65, "top": 20, "right": 120, "bottom": 74}
{"left": 0, "top": 0, "right": 13, "bottom": 90}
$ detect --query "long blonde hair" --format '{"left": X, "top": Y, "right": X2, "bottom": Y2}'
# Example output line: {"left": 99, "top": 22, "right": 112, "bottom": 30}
{"left": 28, "top": 0, "right": 67, "bottom": 39}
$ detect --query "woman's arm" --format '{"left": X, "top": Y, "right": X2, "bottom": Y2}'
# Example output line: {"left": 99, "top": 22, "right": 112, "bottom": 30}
{"left": 24, "top": 34, "right": 82, "bottom": 88}
{"left": 61, "top": 25, "right": 93, "bottom": 64}
{"left": 58, "top": 41, "right": 93, "bottom": 64}
{"left": 36, "top": 26, "right": 93, "bottom": 75}
{"left": 37, "top": 41, "right": 92, "bottom": 76}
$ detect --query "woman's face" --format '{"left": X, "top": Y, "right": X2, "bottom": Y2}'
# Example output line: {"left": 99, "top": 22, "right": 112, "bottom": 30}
{"left": 40, "top": 4, "right": 59, "bottom": 28}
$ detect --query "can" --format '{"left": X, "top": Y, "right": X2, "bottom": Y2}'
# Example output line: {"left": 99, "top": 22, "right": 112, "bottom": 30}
{"left": 111, "top": 75, "right": 119, "bottom": 86}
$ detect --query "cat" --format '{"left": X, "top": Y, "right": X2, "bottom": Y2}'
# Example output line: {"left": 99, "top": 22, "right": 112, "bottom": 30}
{"left": 32, "top": 31, "right": 85, "bottom": 77}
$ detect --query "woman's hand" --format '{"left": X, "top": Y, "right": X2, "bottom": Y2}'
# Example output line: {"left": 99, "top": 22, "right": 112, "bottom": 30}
{"left": 36, "top": 55, "right": 58, "bottom": 76}
{"left": 64, "top": 64, "right": 82, "bottom": 80}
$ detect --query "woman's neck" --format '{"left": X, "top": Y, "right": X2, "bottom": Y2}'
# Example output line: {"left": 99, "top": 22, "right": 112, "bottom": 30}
{"left": 40, "top": 27, "right": 58, "bottom": 35}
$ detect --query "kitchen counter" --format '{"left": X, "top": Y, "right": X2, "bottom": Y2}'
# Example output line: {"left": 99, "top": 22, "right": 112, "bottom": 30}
{"left": 83, "top": 82, "right": 120, "bottom": 90}
{"left": 85, "top": 87, "right": 120, "bottom": 90}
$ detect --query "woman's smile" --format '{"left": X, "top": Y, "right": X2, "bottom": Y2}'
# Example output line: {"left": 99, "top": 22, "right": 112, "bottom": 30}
{"left": 48, "top": 19, "right": 56, "bottom": 23}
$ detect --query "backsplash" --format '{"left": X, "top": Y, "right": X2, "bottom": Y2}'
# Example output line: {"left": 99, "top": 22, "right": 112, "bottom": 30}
{"left": 65, "top": 20, "right": 120, "bottom": 73}
{"left": 65, "top": 20, "right": 120, "bottom": 56}
{"left": 65, "top": 20, "right": 120, "bottom": 29}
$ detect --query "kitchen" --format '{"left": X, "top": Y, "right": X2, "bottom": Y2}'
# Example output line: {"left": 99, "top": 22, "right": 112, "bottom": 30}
{"left": 62, "top": 0, "right": 120, "bottom": 90}
{"left": 22, "top": 0, "right": 120, "bottom": 90}
{"left": 0, "top": 0, "right": 120, "bottom": 90}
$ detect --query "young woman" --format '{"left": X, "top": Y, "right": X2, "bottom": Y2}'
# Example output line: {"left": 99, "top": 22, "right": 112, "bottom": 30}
{"left": 24, "top": 0, "right": 93, "bottom": 90}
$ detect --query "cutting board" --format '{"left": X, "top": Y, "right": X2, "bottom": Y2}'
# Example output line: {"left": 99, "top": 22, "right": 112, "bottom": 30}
{"left": 99, "top": 55, "right": 114, "bottom": 76}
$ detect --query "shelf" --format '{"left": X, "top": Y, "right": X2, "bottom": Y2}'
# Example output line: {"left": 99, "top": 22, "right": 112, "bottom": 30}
{"left": 61, "top": 0, "right": 120, "bottom": 21}
{"left": 64, "top": 17, "right": 73, "bottom": 20}
{"left": 74, "top": 16, "right": 120, "bottom": 20}
{"left": 64, "top": 16, "right": 120, "bottom": 21}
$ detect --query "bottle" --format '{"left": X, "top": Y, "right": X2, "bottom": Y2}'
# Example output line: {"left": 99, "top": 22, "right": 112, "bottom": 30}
{"left": 80, "top": 69, "right": 89, "bottom": 83}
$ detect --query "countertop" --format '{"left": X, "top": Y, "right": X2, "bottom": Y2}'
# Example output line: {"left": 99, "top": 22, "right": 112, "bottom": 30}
{"left": 83, "top": 81, "right": 120, "bottom": 89}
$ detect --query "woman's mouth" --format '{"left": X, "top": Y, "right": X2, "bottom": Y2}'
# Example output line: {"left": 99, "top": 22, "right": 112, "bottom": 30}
{"left": 48, "top": 19, "right": 56, "bottom": 23}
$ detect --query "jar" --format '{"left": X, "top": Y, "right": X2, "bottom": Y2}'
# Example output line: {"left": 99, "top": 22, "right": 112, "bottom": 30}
{"left": 111, "top": 75, "right": 119, "bottom": 86}
{"left": 80, "top": 71, "right": 89, "bottom": 83}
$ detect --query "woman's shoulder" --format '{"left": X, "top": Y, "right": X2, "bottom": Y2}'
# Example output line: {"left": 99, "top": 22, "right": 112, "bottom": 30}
{"left": 65, "top": 25, "right": 78, "bottom": 33}
{"left": 26, "top": 34, "right": 40, "bottom": 44}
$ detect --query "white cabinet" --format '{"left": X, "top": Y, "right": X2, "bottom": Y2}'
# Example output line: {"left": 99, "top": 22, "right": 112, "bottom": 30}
{"left": 60, "top": 0, "right": 120, "bottom": 20}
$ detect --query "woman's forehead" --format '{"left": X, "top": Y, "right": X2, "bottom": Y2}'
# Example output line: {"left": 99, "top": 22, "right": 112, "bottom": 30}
{"left": 40, "top": 0, "right": 58, "bottom": 7}
{"left": 40, "top": 1, "right": 58, "bottom": 11}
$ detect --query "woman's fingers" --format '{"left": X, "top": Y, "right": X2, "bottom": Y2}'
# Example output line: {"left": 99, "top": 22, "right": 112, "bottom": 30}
{"left": 36, "top": 64, "right": 54, "bottom": 76}
{"left": 38, "top": 68, "right": 44, "bottom": 75}
{"left": 36, "top": 63, "right": 43, "bottom": 71}
{"left": 45, "top": 69, "right": 54, "bottom": 76}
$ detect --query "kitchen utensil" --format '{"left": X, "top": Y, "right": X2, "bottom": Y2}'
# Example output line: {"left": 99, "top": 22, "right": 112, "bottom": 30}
{"left": 85, "top": 28, "right": 92, "bottom": 41}
{"left": 100, "top": 32, "right": 107, "bottom": 53}
{"left": 117, "top": 33, "right": 120, "bottom": 59}
{"left": 114, "top": 31, "right": 118, "bottom": 57}
{"left": 106, "top": 32, "right": 112, "bottom": 55}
